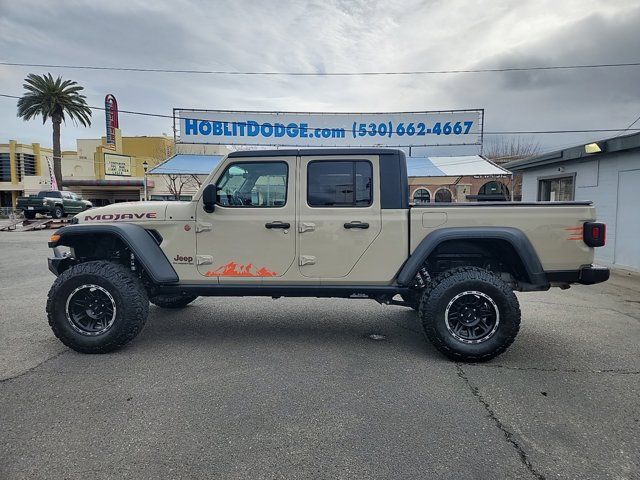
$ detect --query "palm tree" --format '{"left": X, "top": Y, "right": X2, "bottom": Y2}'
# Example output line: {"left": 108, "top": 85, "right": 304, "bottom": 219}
{"left": 17, "top": 73, "right": 92, "bottom": 188}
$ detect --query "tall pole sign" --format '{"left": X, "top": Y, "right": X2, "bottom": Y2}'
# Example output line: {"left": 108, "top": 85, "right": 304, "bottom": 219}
{"left": 105, "top": 94, "right": 119, "bottom": 150}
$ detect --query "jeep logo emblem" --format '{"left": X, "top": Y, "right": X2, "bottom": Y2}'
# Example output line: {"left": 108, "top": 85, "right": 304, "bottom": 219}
{"left": 173, "top": 254, "right": 194, "bottom": 264}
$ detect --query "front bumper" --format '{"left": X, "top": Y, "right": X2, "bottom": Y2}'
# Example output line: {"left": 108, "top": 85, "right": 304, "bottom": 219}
{"left": 48, "top": 247, "right": 73, "bottom": 276}
{"left": 578, "top": 265, "right": 610, "bottom": 285}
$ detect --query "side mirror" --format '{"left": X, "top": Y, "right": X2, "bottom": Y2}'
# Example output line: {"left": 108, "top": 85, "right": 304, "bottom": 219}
{"left": 202, "top": 184, "right": 217, "bottom": 213}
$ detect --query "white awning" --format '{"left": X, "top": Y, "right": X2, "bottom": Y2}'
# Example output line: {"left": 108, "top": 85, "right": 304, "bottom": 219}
{"left": 407, "top": 156, "right": 511, "bottom": 177}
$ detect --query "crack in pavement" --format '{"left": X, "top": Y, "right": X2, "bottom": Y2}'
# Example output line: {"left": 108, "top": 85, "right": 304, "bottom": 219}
{"left": 0, "top": 348, "right": 69, "bottom": 384}
{"left": 455, "top": 363, "right": 546, "bottom": 480}
{"left": 470, "top": 364, "right": 640, "bottom": 375}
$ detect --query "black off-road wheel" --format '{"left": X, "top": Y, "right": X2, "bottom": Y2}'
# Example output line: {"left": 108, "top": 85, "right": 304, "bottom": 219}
{"left": 419, "top": 266, "right": 521, "bottom": 362}
{"left": 23, "top": 211, "right": 36, "bottom": 220}
{"left": 52, "top": 206, "right": 64, "bottom": 219}
{"left": 46, "top": 261, "right": 149, "bottom": 353}
{"left": 149, "top": 294, "right": 198, "bottom": 309}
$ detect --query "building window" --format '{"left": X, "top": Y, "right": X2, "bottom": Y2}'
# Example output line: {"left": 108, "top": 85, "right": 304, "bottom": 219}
{"left": 17, "top": 154, "right": 37, "bottom": 181}
{"left": 307, "top": 160, "right": 372, "bottom": 207}
{"left": 478, "top": 181, "right": 510, "bottom": 200}
{"left": 413, "top": 188, "right": 430, "bottom": 205}
{"left": 217, "top": 162, "right": 288, "bottom": 207}
{"left": 434, "top": 188, "right": 453, "bottom": 203}
{"left": 0, "top": 153, "right": 11, "bottom": 182}
{"left": 538, "top": 176, "right": 574, "bottom": 201}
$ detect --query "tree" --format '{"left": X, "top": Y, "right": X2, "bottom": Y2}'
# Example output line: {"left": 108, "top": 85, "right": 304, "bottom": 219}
{"left": 164, "top": 174, "right": 203, "bottom": 200}
{"left": 483, "top": 136, "right": 540, "bottom": 164}
{"left": 17, "top": 73, "right": 92, "bottom": 188}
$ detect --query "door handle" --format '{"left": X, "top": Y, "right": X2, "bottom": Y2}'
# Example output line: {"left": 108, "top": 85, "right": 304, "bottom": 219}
{"left": 265, "top": 221, "right": 290, "bottom": 229}
{"left": 344, "top": 221, "right": 369, "bottom": 229}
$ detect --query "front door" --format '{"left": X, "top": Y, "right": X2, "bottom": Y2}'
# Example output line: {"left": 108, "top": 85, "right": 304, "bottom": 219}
{"left": 195, "top": 157, "right": 296, "bottom": 282}
{"left": 298, "top": 155, "right": 382, "bottom": 279}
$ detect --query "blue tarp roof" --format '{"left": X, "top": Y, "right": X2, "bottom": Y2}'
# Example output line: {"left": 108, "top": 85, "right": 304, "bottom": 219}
{"left": 147, "top": 154, "right": 223, "bottom": 175}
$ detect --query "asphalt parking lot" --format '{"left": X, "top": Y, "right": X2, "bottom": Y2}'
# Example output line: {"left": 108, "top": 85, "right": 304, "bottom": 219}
{"left": 1, "top": 230, "right": 639, "bottom": 479}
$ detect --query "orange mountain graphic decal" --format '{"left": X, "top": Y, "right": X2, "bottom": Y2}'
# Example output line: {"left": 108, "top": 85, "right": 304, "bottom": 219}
{"left": 205, "top": 262, "right": 278, "bottom": 277}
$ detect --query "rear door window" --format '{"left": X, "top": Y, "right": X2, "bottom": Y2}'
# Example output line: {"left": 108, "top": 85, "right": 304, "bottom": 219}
{"left": 307, "top": 161, "right": 372, "bottom": 207}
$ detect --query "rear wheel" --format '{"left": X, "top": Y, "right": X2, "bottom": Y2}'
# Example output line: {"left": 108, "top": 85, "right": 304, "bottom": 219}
{"left": 149, "top": 294, "right": 198, "bottom": 309}
{"left": 46, "top": 261, "right": 149, "bottom": 353}
{"left": 52, "top": 206, "right": 64, "bottom": 219}
{"left": 419, "top": 266, "right": 520, "bottom": 362}
{"left": 24, "top": 211, "right": 36, "bottom": 220}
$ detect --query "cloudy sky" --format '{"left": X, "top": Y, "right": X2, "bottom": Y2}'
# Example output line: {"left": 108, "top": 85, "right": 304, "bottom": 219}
{"left": 1, "top": 0, "right": 639, "bottom": 155}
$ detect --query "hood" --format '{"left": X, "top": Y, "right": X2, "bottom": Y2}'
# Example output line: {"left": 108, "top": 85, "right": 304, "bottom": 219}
{"left": 76, "top": 201, "right": 168, "bottom": 223}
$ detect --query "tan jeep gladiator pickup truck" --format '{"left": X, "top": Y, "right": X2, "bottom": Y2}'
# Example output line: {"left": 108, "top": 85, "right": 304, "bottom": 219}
{"left": 46, "top": 148, "right": 609, "bottom": 361}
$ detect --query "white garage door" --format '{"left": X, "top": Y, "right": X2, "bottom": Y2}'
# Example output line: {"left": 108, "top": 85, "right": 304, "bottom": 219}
{"left": 615, "top": 169, "right": 640, "bottom": 270}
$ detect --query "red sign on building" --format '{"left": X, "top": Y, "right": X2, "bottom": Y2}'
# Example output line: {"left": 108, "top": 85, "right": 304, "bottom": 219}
{"left": 105, "top": 94, "right": 119, "bottom": 149}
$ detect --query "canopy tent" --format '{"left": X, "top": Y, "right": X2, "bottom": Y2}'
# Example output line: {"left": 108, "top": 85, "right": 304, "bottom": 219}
{"left": 147, "top": 154, "right": 223, "bottom": 175}
{"left": 406, "top": 156, "right": 510, "bottom": 177}
{"left": 148, "top": 154, "right": 511, "bottom": 178}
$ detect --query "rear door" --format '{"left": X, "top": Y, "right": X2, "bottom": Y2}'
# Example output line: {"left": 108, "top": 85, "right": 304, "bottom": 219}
{"left": 298, "top": 155, "right": 382, "bottom": 279}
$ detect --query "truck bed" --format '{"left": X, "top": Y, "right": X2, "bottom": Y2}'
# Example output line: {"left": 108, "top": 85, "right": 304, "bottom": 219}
{"left": 410, "top": 202, "right": 596, "bottom": 272}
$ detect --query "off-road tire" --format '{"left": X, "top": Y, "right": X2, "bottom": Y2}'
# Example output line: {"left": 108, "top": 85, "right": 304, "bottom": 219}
{"left": 149, "top": 294, "right": 198, "bottom": 309}
{"left": 46, "top": 261, "right": 149, "bottom": 353}
{"left": 52, "top": 206, "right": 64, "bottom": 219}
{"left": 419, "top": 266, "right": 520, "bottom": 362}
{"left": 23, "top": 211, "right": 36, "bottom": 220}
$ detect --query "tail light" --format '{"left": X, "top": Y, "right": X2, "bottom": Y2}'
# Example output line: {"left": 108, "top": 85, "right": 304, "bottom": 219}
{"left": 583, "top": 222, "right": 606, "bottom": 247}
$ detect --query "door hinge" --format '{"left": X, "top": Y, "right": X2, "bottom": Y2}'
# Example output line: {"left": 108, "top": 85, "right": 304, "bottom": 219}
{"left": 299, "top": 255, "right": 316, "bottom": 266}
{"left": 299, "top": 222, "right": 316, "bottom": 233}
{"left": 196, "top": 255, "right": 213, "bottom": 265}
{"left": 196, "top": 222, "right": 212, "bottom": 233}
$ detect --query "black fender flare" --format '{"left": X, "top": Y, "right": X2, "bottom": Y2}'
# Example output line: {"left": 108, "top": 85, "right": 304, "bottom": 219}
{"left": 50, "top": 223, "right": 179, "bottom": 284}
{"left": 396, "top": 227, "right": 548, "bottom": 287}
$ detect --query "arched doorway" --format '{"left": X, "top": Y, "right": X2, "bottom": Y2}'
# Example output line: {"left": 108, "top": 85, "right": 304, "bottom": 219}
{"left": 478, "top": 181, "right": 510, "bottom": 201}
{"left": 434, "top": 188, "right": 452, "bottom": 203}
{"left": 412, "top": 188, "right": 430, "bottom": 205}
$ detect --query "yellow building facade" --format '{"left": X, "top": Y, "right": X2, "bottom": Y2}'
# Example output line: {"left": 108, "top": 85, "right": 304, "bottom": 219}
{"left": 1, "top": 133, "right": 231, "bottom": 210}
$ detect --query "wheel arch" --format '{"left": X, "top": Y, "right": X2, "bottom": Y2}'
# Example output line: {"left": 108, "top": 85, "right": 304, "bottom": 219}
{"left": 50, "top": 223, "right": 178, "bottom": 284}
{"left": 396, "top": 227, "right": 548, "bottom": 289}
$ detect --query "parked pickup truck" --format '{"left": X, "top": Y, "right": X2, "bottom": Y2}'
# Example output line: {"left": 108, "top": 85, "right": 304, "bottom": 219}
{"left": 17, "top": 190, "right": 92, "bottom": 219}
{"left": 46, "top": 149, "right": 609, "bottom": 361}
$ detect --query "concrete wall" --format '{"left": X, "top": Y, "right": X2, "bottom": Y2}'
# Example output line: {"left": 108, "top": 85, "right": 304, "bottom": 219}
{"left": 520, "top": 149, "right": 640, "bottom": 269}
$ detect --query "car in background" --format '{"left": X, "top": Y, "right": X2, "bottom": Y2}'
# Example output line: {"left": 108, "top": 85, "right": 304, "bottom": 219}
{"left": 16, "top": 190, "right": 92, "bottom": 219}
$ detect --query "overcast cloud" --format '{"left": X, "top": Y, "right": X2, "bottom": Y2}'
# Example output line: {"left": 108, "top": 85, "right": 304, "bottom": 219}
{"left": 1, "top": 0, "right": 639, "bottom": 154}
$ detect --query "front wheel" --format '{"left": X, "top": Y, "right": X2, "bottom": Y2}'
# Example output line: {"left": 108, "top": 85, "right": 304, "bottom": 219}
{"left": 46, "top": 261, "right": 149, "bottom": 353}
{"left": 150, "top": 294, "right": 197, "bottom": 309}
{"left": 419, "top": 267, "right": 521, "bottom": 362}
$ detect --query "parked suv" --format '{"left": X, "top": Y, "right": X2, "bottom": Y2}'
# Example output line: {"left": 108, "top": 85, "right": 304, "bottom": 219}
{"left": 46, "top": 149, "right": 609, "bottom": 361}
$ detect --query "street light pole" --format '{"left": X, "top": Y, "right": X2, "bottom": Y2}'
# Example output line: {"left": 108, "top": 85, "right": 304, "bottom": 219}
{"left": 142, "top": 161, "right": 149, "bottom": 201}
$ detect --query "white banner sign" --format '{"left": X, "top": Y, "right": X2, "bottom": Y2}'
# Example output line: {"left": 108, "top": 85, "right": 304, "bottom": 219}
{"left": 175, "top": 109, "right": 483, "bottom": 147}
{"left": 104, "top": 153, "right": 132, "bottom": 177}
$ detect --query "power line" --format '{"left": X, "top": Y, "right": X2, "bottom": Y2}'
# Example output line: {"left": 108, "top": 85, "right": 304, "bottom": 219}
{"left": 2, "top": 61, "right": 640, "bottom": 76}
{"left": 2, "top": 93, "right": 640, "bottom": 136}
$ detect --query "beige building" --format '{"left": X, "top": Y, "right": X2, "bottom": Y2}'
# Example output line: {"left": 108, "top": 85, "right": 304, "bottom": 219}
{"left": 0, "top": 140, "right": 75, "bottom": 208}
{"left": 1, "top": 132, "right": 231, "bottom": 209}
